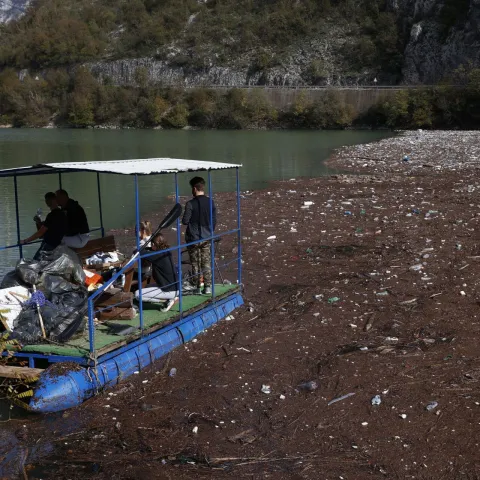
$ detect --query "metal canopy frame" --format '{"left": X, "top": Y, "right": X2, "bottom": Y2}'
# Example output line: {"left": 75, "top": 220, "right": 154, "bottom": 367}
{"left": 0, "top": 159, "right": 243, "bottom": 366}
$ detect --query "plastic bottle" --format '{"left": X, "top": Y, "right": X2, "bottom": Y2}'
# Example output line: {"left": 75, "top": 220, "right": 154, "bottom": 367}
{"left": 33, "top": 208, "right": 43, "bottom": 223}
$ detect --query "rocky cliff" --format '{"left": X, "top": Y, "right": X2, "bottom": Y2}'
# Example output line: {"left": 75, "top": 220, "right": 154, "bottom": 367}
{"left": 390, "top": 0, "right": 480, "bottom": 83}
{"left": 0, "top": 0, "right": 30, "bottom": 23}
{"left": 88, "top": 31, "right": 358, "bottom": 88}
{"left": 88, "top": 0, "right": 480, "bottom": 87}
{"left": 3, "top": 0, "right": 480, "bottom": 86}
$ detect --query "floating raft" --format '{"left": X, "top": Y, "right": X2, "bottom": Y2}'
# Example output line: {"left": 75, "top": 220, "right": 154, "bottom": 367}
{"left": 2, "top": 286, "right": 242, "bottom": 413}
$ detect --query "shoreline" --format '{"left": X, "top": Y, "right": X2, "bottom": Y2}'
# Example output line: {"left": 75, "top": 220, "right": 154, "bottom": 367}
{"left": 3, "top": 133, "right": 480, "bottom": 478}
{"left": 327, "top": 129, "right": 480, "bottom": 173}
{"left": 0, "top": 123, "right": 390, "bottom": 131}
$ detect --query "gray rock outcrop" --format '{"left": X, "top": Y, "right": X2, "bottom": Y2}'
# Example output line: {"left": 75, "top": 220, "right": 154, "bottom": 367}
{"left": 0, "top": 0, "right": 30, "bottom": 23}
{"left": 391, "top": 0, "right": 480, "bottom": 83}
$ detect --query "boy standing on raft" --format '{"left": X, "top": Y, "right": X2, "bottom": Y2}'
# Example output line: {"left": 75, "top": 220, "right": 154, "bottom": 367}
{"left": 182, "top": 176, "right": 216, "bottom": 295}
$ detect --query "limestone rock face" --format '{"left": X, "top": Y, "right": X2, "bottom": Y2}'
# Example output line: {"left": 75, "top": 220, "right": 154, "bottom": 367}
{"left": 390, "top": 0, "right": 480, "bottom": 83}
{"left": 5, "top": 0, "right": 480, "bottom": 85}
{"left": 0, "top": 0, "right": 30, "bottom": 23}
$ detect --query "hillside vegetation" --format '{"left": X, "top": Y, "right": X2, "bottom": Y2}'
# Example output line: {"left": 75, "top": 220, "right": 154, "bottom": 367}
{"left": 0, "top": 0, "right": 403, "bottom": 78}
{"left": 1, "top": 0, "right": 479, "bottom": 130}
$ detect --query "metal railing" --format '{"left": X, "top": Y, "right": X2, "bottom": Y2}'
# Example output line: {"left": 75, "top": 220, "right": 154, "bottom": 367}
{"left": 158, "top": 84, "right": 459, "bottom": 91}
{"left": 86, "top": 228, "right": 241, "bottom": 357}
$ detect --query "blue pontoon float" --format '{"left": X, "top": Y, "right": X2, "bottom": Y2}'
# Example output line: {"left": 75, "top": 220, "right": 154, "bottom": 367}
{"left": 0, "top": 159, "right": 243, "bottom": 413}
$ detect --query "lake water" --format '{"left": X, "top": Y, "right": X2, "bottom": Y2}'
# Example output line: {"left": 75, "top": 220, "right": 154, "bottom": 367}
{"left": 0, "top": 129, "right": 390, "bottom": 274}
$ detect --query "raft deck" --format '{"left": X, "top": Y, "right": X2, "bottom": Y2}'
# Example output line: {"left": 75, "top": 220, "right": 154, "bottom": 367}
{"left": 7, "top": 285, "right": 238, "bottom": 362}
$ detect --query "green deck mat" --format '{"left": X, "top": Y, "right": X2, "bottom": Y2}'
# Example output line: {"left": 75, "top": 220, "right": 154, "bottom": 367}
{"left": 10, "top": 285, "right": 238, "bottom": 359}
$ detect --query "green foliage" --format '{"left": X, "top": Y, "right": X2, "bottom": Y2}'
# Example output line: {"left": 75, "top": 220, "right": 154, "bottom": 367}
{"left": 163, "top": 103, "right": 189, "bottom": 129}
{"left": 0, "top": 0, "right": 405, "bottom": 80}
{"left": 2, "top": 65, "right": 480, "bottom": 130}
{"left": 303, "top": 59, "right": 328, "bottom": 85}
{"left": 367, "top": 67, "right": 480, "bottom": 129}
{"left": 282, "top": 90, "right": 356, "bottom": 129}
{"left": 246, "top": 90, "right": 278, "bottom": 126}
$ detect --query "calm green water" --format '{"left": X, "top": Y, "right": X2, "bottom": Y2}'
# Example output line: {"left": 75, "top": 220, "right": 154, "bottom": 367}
{"left": 0, "top": 129, "right": 390, "bottom": 273}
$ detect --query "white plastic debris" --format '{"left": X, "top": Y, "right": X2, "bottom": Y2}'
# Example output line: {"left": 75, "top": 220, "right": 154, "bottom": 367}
{"left": 400, "top": 414, "right": 407, "bottom": 419}
{"left": 279, "top": 394, "right": 286, "bottom": 400}
{"left": 261, "top": 385, "right": 271, "bottom": 394}
{"left": 303, "top": 201, "right": 314, "bottom": 206}
{"left": 267, "top": 235, "right": 277, "bottom": 241}
{"left": 385, "top": 337, "right": 399, "bottom": 343}
{"left": 192, "top": 426, "right": 198, "bottom": 434}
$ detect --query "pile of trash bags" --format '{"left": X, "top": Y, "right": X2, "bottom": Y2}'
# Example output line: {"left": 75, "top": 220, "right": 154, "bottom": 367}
{"left": 0, "top": 246, "right": 87, "bottom": 344}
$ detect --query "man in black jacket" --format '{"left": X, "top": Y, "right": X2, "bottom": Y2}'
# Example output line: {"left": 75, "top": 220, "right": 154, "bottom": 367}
{"left": 21, "top": 192, "right": 67, "bottom": 260}
{"left": 55, "top": 189, "right": 90, "bottom": 248}
{"left": 182, "top": 176, "right": 216, "bottom": 295}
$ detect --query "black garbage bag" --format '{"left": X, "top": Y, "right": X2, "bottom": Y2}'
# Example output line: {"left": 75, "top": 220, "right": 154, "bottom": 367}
{"left": 16, "top": 260, "right": 43, "bottom": 286}
{"left": 40, "top": 246, "right": 85, "bottom": 285}
{"left": 9, "top": 245, "right": 88, "bottom": 344}
{"left": 0, "top": 271, "right": 29, "bottom": 289}
{"left": 15, "top": 245, "right": 85, "bottom": 288}
{"left": 11, "top": 287, "right": 88, "bottom": 344}
{"left": 41, "top": 274, "right": 82, "bottom": 295}
{"left": 11, "top": 305, "right": 58, "bottom": 344}
{"left": 49, "top": 290, "right": 88, "bottom": 343}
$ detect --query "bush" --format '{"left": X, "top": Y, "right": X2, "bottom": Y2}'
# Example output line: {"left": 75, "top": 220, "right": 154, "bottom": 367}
{"left": 2, "top": 63, "right": 480, "bottom": 130}
{"left": 163, "top": 103, "right": 189, "bottom": 129}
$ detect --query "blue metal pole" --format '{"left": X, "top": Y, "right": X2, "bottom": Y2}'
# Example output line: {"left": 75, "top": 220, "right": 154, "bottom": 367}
{"left": 208, "top": 171, "right": 215, "bottom": 300}
{"left": 97, "top": 172, "right": 105, "bottom": 238}
{"left": 13, "top": 176, "right": 23, "bottom": 259}
{"left": 134, "top": 175, "right": 144, "bottom": 331}
{"left": 175, "top": 173, "right": 183, "bottom": 316}
{"left": 88, "top": 298, "right": 95, "bottom": 357}
{"left": 236, "top": 167, "right": 242, "bottom": 286}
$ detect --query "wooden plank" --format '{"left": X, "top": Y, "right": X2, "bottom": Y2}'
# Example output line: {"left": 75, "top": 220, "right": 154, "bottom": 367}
{"left": 73, "top": 235, "right": 117, "bottom": 261}
{"left": 0, "top": 365, "right": 44, "bottom": 380}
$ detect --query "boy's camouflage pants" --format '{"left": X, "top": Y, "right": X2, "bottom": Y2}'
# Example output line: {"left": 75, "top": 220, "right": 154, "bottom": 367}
{"left": 188, "top": 242, "right": 212, "bottom": 287}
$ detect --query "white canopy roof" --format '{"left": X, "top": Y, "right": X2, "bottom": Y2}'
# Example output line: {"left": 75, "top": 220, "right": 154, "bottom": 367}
{"left": 0, "top": 158, "right": 241, "bottom": 177}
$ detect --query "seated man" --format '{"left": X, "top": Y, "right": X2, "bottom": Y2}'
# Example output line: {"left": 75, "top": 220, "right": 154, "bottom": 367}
{"left": 21, "top": 192, "right": 67, "bottom": 260}
{"left": 55, "top": 189, "right": 90, "bottom": 248}
{"left": 135, "top": 233, "right": 179, "bottom": 312}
